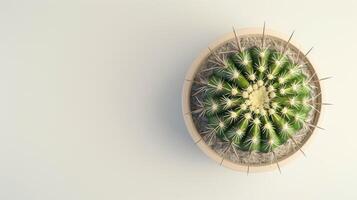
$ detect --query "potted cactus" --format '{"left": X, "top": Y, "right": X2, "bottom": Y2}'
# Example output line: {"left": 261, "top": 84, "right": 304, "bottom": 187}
{"left": 182, "top": 26, "right": 324, "bottom": 173}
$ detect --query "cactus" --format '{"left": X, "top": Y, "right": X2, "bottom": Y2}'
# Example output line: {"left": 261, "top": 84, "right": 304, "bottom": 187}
{"left": 201, "top": 36, "right": 314, "bottom": 153}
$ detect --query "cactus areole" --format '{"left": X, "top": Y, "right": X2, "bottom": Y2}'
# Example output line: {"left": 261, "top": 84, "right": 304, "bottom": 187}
{"left": 182, "top": 27, "right": 322, "bottom": 171}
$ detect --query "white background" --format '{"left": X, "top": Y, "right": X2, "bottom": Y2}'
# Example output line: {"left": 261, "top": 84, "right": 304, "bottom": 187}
{"left": 0, "top": 0, "right": 352, "bottom": 199}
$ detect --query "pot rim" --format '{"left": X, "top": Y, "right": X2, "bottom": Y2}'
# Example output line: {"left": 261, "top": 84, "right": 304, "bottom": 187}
{"left": 181, "top": 27, "right": 322, "bottom": 172}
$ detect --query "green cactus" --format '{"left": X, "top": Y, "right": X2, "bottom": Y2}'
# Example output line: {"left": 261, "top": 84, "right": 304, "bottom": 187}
{"left": 202, "top": 43, "right": 313, "bottom": 153}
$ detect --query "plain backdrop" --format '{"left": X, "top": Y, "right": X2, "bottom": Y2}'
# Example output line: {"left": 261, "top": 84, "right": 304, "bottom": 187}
{"left": 0, "top": 0, "right": 352, "bottom": 199}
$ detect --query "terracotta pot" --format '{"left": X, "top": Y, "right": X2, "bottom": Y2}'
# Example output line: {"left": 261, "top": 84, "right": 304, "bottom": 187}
{"left": 182, "top": 28, "right": 322, "bottom": 172}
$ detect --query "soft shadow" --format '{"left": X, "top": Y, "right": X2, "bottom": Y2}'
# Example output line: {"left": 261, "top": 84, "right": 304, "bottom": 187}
{"left": 153, "top": 60, "right": 213, "bottom": 166}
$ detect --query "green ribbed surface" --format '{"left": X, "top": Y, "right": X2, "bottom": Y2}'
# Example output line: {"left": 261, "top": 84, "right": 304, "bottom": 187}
{"left": 203, "top": 46, "right": 312, "bottom": 153}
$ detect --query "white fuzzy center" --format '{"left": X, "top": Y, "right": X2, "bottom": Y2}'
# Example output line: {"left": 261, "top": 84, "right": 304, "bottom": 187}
{"left": 249, "top": 86, "right": 268, "bottom": 109}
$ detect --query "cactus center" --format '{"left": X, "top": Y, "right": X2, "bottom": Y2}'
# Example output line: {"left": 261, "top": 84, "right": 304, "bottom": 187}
{"left": 249, "top": 86, "right": 268, "bottom": 109}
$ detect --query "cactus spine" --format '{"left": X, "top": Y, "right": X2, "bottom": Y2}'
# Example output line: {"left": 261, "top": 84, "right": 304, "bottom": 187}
{"left": 202, "top": 33, "right": 314, "bottom": 153}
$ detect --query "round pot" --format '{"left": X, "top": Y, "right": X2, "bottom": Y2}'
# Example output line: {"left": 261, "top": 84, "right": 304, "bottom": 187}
{"left": 182, "top": 28, "right": 322, "bottom": 172}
